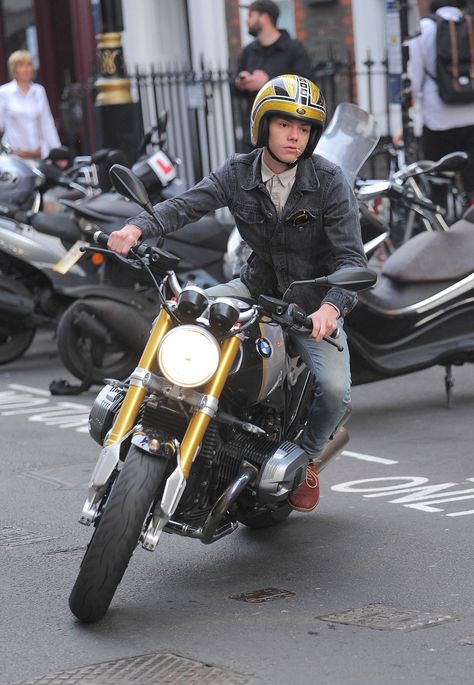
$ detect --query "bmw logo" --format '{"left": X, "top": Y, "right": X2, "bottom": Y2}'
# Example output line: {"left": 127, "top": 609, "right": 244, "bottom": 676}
{"left": 256, "top": 337, "right": 272, "bottom": 358}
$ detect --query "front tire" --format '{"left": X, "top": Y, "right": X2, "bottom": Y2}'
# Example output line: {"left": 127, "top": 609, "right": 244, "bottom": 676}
{"left": 69, "top": 446, "right": 168, "bottom": 622}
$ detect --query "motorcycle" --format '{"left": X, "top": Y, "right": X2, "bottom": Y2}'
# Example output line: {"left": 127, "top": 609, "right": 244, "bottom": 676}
{"left": 67, "top": 164, "right": 376, "bottom": 622}
{"left": 347, "top": 184, "right": 474, "bottom": 408}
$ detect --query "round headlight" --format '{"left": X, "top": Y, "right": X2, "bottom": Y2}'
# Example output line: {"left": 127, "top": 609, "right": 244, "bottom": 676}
{"left": 158, "top": 325, "right": 220, "bottom": 388}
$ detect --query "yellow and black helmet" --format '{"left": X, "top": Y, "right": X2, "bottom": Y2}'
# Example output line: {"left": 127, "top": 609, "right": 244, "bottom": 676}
{"left": 250, "top": 74, "right": 326, "bottom": 158}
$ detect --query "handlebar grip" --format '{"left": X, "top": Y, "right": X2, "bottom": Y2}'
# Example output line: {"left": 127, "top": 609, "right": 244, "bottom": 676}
{"left": 91, "top": 230, "right": 110, "bottom": 247}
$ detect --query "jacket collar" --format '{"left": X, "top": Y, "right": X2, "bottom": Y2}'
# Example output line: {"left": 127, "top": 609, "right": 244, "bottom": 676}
{"left": 241, "top": 149, "right": 320, "bottom": 191}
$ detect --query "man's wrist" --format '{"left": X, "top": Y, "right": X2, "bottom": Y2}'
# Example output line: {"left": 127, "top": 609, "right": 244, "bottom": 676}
{"left": 322, "top": 301, "right": 340, "bottom": 318}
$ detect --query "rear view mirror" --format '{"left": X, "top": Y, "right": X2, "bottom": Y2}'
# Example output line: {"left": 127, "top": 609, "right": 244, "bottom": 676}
{"left": 314, "top": 267, "right": 377, "bottom": 290}
{"left": 109, "top": 164, "right": 154, "bottom": 215}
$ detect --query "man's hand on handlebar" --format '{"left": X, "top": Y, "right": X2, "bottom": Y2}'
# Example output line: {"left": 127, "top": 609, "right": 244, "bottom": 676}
{"left": 308, "top": 303, "right": 339, "bottom": 341}
{"left": 107, "top": 224, "right": 143, "bottom": 256}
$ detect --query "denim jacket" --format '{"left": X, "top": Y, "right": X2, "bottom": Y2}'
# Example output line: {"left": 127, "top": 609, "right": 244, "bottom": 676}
{"left": 130, "top": 149, "right": 367, "bottom": 318}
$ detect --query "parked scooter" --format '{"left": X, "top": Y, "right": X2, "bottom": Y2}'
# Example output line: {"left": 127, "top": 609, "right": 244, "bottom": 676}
{"left": 347, "top": 188, "right": 474, "bottom": 408}
{"left": 67, "top": 164, "right": 377, "bottom": 623}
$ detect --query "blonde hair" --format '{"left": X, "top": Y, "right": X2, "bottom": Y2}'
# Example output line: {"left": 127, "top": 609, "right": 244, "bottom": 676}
{"left": 8, "top": 50, "right": 34, "bottom": 80}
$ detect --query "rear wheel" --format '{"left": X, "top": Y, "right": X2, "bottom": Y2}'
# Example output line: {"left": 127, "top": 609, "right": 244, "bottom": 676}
{"left": 68, "top": 446, "right": 168, "bottom": 622}
{"left": 0, "top": 277, "right": 36, "bottom": 364}
{"left": 57, "top": 302, "right": 139, "bottom": 383}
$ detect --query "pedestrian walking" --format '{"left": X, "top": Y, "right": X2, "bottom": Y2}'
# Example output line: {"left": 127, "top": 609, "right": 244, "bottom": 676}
{"left": 0, "top": 50, "right": 61, "bottom": 163}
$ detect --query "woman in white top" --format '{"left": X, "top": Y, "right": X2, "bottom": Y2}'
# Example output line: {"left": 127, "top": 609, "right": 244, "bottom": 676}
{"left": 0, "top": 49, "right": 61, "bottom": 160}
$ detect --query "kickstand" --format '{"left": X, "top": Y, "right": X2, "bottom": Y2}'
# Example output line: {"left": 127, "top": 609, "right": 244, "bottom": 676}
{"left": 49, "top": 356, "right": 96, "bottom": 396}
{"left": 444, "top": 364, "right": 454, "bottom": 409}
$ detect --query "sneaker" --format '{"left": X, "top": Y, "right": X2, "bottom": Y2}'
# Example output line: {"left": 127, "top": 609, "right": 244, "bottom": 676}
{"left": 288, "top": 461, "right": 320, "bottom": 512}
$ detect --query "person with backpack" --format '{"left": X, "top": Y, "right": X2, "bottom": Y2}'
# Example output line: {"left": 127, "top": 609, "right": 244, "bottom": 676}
{"left": 409, "top": 0, "right": 474, "bottom": 207}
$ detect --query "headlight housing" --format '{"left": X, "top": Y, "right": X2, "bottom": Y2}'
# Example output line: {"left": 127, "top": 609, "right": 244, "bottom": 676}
{"left": 157, "top": 325, "right": 220, "bottom": 388}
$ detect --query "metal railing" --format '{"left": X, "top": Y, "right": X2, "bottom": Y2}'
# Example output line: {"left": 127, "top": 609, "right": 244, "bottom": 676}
{"left": 62, "top": 55, "right": 397, "bottom": 187}
{"left": 131, "top": 54, "right": 395, "bottom": 188}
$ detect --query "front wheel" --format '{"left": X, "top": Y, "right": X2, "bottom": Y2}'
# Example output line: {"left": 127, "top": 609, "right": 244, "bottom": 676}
{"left": 68, "top": 446, "right": 168, "bottom": 622}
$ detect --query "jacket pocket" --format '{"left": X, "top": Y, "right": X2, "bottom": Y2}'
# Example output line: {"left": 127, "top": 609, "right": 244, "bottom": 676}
{"left": 286, "top": 208, "right": 322, "bottom": 247}
{"left": 234, "top": 203, "right": 266, "bottom": 225}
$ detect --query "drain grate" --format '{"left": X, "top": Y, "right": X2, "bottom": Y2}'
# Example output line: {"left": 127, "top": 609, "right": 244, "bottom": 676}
{"left": 0, "top": 526, "right": 53, "bottom": 547}
{"left": 318, "top": 603, "right": 456, "bottom": 631}
{"left": 10, "top": 652, "right": 254, "bottom": 684}
{"left": 230, "top": 588, "right": 296, "bottom": 603}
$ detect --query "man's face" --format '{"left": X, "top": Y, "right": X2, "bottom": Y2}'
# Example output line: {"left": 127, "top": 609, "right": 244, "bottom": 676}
{"left": 267, "top": 117, "right": 311, "bottom": 163}
{"left": 247, "top": 10, "right": 263, "bottom": 37}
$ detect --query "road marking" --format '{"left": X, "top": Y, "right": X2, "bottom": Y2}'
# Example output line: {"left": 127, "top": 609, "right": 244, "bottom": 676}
{"left": 342, "top": 450, "right": 398, "bottom": 465}
{"left": 332, "top": 476, "right": 474, "bottom": 518}
{"left": 7, "top": 384, "right": 51, "bottom": 396}
{"left": 447, "top": 509, "right": 474, "bottom": 517}
{"left": 0, "top": 385, "right": 90, "bottom": 433}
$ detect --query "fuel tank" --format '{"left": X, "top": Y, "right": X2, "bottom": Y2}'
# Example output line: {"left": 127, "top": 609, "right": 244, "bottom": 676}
{"left": 223, "top": 318, "right": 286, "bottom": 407}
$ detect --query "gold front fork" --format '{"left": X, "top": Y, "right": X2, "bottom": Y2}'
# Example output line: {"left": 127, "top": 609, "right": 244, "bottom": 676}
{"left": 179, "top": 335, "right": 241, "bottom": 479}
{"left": 105, "top": 307, "right": 241, "bottom": 480}
{"left": 105, "top": 309, "right": 173, "bottom": 445}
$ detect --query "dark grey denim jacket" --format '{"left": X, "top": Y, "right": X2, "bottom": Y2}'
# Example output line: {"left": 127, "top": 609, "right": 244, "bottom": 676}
{"left": 130, "top": 149, "right": 367, "bottom": 318}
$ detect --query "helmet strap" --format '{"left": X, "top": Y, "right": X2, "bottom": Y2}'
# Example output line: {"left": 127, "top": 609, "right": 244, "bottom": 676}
{"left": 266, "top": 144, "right": 300, "bottom": 169}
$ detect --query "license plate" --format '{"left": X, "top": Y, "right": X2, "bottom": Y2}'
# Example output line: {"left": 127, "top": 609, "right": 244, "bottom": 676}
{"left": 52, "top": 240, "right": 89, "bottom": 274}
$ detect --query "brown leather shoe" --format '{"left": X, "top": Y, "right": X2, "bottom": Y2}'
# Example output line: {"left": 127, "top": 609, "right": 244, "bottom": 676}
{"left": 288, "top": 461, "right": 320, "bottom": 512}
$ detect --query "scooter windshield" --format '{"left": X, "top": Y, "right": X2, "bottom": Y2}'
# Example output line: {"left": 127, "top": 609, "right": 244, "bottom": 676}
{"left": 314, "top": 103, "right": 380, "bottom": 186}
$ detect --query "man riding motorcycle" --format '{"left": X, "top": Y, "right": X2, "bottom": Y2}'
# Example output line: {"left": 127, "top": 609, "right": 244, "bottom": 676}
{"left": 107, "top": 74, "right": 367, "bottom": 513}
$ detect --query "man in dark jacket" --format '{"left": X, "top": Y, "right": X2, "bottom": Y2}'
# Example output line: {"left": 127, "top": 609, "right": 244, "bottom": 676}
{"left": 235, "top": 0, "right": 313, "bottom": 150}
{"left": 107, "top": 75, "right": 367, "bottom": 514}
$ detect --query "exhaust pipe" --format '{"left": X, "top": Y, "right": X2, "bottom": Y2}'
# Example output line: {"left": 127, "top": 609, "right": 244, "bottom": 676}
{"left": 201, "top": 463, "right": 258, "bottom": 544}
{"left": 73, "top": 308, "right": 110, "bottom": 342}
{"left": 0, "top": 290, "right": 35, "bottom": 321}
{"left": 313, "top": 426, "right": 350, "bottom": 473}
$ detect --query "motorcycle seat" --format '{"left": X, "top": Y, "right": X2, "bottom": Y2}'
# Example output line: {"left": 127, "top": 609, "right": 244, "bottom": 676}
{"left": 30, "top": 211, "right": 81, "bottom": 243}
{"left": 61, "top": 193, "right": 142, "bottom": 223}
{"left": 357, "top": 274, "right": 464, "bottom": 314}
{"left": 382, "top": 218, "right": 474, "bottom": 283}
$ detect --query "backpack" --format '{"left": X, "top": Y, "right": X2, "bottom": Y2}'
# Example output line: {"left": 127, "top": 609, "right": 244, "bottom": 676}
{"left": 428, "top": 13, "right": 474, "bottom": 104}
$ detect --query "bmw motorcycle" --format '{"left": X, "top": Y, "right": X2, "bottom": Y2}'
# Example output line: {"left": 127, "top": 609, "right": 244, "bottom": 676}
{"left": 68, "top": 165, "right": 376, "bottom": 622}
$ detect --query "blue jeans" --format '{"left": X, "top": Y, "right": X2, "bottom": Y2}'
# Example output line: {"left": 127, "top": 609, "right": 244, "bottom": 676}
{"left": 207, "top": 279, "right": 352, "bottom": 458}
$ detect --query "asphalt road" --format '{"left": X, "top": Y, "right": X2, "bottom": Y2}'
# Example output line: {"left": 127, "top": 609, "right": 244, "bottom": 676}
{"left": 1, "top": 331, "right": 473, "bottom": 685}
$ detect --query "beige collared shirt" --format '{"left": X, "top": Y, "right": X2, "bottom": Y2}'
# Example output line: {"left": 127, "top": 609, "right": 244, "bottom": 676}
{"left": 261, "top": 156, "right": 297, "bottom": 217}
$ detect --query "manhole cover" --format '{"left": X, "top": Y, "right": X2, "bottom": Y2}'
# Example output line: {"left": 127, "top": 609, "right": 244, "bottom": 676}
{"left": 318, "top": 603, "right": 456, "bottom": 631}
{"left": 230, "top": 588, "right": 296, "bottom": 603}
{"left": 23, "top": 462, "right": 94, "bottom": 489}
{"left": 11, "top": 652, "right": 254, "bottom": 685}
{"left": 0, "top": 526, "right": 53, "bottom": 547}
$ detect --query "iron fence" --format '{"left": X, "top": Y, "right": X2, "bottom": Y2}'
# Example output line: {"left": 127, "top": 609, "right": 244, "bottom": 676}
{"left": 130, "top": 54, "right": 396, "bottom": 188}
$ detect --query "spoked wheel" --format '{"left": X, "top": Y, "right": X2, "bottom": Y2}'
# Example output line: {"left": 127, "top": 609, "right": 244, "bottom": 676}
{"left": 69, "top": 446, "right": 168, "bottom": 623}
{"left": 57, "top": 302, "right": 140, "bottom": 383}
{"left": 0, "top": 277, "right": 36, "bottom": 364}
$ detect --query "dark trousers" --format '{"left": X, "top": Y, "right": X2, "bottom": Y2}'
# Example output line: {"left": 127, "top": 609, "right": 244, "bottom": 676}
{"left": 422, "top": 124, "right": 474, "bottom": 198}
